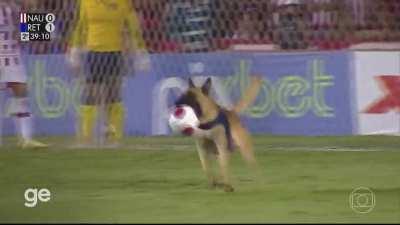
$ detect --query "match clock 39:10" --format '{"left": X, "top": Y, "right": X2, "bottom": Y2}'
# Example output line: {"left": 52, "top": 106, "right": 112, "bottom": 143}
{"left": 28, "top": 32, "right": 51, "bottom": 41}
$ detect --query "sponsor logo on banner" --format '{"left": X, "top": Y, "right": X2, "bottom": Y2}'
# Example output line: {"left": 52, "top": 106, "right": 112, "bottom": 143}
{"left": 364, "top": 75, "right": 400, "bottom": 113}
{"left": 353, "top": 51, "right": 400, "bottom": 135}
{"left": 0, "top": 52, "right": 353, "bottom": 136}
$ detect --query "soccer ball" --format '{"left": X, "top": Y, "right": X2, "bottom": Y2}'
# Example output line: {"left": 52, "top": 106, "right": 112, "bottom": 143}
{"left": 168, "top": 105, "right": 199, "bottom": 136}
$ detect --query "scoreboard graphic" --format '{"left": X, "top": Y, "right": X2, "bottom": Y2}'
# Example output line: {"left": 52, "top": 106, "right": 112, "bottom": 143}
{"left": 20, "top": 13, "right": 55, "bottom": 41}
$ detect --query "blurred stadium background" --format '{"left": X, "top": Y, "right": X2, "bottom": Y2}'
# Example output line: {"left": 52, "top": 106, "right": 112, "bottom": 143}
{"left": 0, "top": 0, "right": 400, "bottom": 223}
{"left": 17, "top": 0, "right": 400, "bottom": 53}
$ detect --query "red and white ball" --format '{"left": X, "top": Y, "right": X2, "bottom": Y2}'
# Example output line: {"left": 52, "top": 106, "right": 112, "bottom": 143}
{"left": 169, "top": 105, "right": 199, "bottom": 136}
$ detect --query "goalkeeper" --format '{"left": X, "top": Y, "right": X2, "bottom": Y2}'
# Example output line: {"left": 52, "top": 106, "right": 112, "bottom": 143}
{"left": 68, "top": 0, "right": 149, "bottom": 146}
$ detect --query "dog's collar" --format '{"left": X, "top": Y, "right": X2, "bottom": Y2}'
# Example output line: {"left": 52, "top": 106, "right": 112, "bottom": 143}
{"left": 198, "top": 110, "right": 234, "bottom": 151}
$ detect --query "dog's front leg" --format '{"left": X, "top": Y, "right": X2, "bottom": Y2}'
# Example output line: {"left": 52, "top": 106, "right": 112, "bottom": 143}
{"left": 195, "top": 139, "right": 215, "bottom": 189}
{"left": 214, "top": 130, "right": 234, "bottom": 192}
{"left": 216, "top": 145, "right": 234, "bottom": 192}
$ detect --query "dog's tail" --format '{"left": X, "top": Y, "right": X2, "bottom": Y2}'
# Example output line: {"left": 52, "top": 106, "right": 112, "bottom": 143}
{"left": 232, "top": 76, "right": 263, "bottom": 114}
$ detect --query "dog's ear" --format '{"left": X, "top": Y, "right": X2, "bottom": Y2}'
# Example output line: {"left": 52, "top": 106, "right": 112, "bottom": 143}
{"left": 201, "top": 77, "right": 212, "bottom": 95}
{"left": 188, "top": 77, "right": 195, "bottom": 88}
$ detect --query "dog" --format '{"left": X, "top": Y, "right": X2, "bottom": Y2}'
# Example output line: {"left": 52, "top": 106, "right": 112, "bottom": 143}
{"left": 174, "top": 76, "right": 262, "bottom": 192}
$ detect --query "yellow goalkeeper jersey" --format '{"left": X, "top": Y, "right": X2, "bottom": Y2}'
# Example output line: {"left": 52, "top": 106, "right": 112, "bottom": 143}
{"left": 70, "top": 0, "right": 146, "bottom": 52}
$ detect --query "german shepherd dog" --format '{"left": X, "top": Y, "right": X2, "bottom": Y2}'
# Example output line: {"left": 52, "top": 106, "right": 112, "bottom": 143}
{"left": 174, "top": 76, "right": 262, "bottom": 192}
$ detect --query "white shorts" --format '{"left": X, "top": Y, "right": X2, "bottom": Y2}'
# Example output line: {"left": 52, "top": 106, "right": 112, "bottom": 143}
{"left": 0, "top": 65, "right": 27, "bottom": 84}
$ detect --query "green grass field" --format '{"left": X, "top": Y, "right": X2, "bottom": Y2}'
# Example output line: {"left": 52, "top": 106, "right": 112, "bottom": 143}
{"left": 0, "top": 135, "right": 399, "bottom": 223}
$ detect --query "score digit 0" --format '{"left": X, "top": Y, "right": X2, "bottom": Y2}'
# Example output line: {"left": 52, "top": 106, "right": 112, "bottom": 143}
{"left": 45, "top": 13, "right": 55, "bottom": 23}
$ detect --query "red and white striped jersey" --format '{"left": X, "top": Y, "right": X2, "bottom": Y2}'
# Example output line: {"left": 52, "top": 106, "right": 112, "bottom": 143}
{"left": 0, "top": 2, "right": 22, "bottom": 67}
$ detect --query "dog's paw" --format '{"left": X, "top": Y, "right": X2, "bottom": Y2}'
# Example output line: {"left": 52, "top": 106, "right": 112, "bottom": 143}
{"left": 208, "top": 180, "right": 223, "bottom": 189}
{"left": 208, "top": 182, "right": 217, "bottom": 190}
{"left": 223, "top": 184, "right": 235, "bottom": 193}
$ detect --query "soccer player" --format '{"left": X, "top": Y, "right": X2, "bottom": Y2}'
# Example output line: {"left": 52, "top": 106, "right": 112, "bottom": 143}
{"left": 68, "top": 0, "right": 149, "bottom": 146}
{"left": 0, "top": 0, "right": 48, "bottom": 148}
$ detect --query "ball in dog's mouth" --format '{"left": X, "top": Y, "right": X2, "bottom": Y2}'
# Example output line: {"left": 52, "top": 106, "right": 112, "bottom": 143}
{"left": 182, "top": 127, "right": 194, "bottom": 136}
{"left": 174, "top": 106, "right": 185, "bottom": 119}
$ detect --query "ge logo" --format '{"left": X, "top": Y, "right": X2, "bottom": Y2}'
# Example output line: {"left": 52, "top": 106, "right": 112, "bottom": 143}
{"left": 24, "top": 188, "right": 51, "bottom": 208}
{"left": 349, "top": 187, "right": 375, "bottom": 213}
{"left": 45, "top": 13, "right": 55, "bottom": 23}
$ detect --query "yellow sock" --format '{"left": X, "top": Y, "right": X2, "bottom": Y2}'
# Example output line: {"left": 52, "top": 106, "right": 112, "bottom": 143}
{"left": 79, "top": 105, "right": 97, "bottom": 143}
{"left": 107, "top": 102, "right": 125, "bottom": 142}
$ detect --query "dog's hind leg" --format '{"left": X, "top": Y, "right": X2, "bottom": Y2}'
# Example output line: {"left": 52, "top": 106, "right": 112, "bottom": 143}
{"left": 232, "top": 125, "right": 257, "bottom": 167}
{"left": 231, "top": 125, "right": 263, "bottom": 183}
